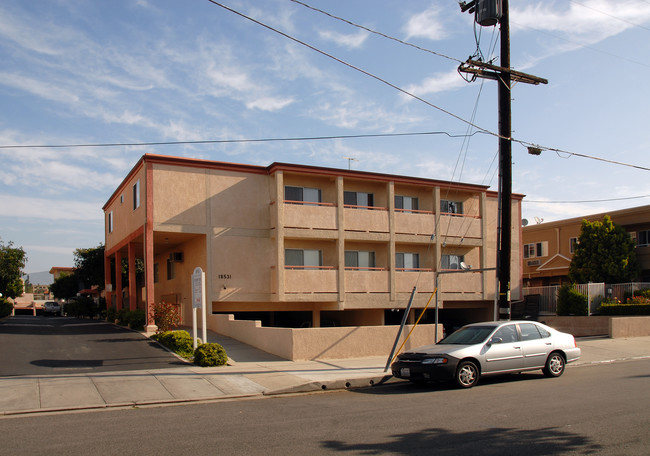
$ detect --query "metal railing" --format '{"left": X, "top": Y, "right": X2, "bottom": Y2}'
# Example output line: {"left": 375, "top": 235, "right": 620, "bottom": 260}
{"left": 522, "top": 282, "right": 650, "bottom": 315}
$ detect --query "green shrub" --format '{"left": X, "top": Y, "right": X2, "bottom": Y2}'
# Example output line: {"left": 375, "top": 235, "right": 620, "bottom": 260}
{"left": 194, "top": 343, "right": 228, "bottom": 367}
{"left": 116, "top": 308, "right": 130, "bottom": 326}
{"left": 64, "top": 296, "right": 99, "bottom": 319}
{"left": 599, "top": 303, "right": 650, "bottom": 315}
{"left": 152, "top": 330, "right": 194, "bottom": 358}
{"left": 127, "top": 309, "right": 146, "bottom": 330}
{"left": 0, "top": 298, "right": 12, "bottom": 318}
{"left": 557, "top": 284, "right": 588, "bottom": 316}
{"left": 106, "top": 307, "right": 117, "bottom": 322}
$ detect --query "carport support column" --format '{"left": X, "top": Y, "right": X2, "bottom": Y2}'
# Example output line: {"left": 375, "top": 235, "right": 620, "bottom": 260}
{"left": 115, "top": 250, "right": 123, "bottom": 311}
{"left": 128, "top": 242, "right": 137, "bottom": 311}
{"left": 104, "top": 254, "right": 112, "bottom": 311}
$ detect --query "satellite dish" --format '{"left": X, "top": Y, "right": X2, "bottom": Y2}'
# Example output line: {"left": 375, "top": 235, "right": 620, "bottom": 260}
{"left": 534, "top": 217, "right": 544, "bottom": 224}
{"left": 460, "top": 262, "right": 471, "bottom": 270}
{"left": 522, "top": 219, "right": 529, "bottom": 227}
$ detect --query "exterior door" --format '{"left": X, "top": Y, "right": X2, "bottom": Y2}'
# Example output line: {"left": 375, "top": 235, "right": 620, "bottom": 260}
{"left": 483, "top": 324, "right": 524, "bottom": 373}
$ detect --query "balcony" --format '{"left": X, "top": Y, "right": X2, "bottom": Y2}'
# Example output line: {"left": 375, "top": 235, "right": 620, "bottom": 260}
{"left": 395, "top": 210, "right": 435, "bottom": 236}
{"left": 439, "top": 213, "right": 482, "bottom": 239}
{"left": 283, "top": 201, "right": 337, "bottom": 231}
{"left": 344, "top": 269, "right": 390, "bottom": 293}
{"left": 284, "top": 267, "right": 337, "bottom": 294}
{"left": 343, "top": 206, "right": 389, "bottom": 233}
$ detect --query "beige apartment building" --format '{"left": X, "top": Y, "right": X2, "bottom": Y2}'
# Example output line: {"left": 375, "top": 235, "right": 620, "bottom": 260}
{"left": 103, "top": 154, "right": 523, "bottom": 340}
{"left": 522, "top": 204, "right": 650, "bottom": 287}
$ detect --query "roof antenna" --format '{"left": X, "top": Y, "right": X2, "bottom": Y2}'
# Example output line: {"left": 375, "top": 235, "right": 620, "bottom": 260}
{"left": 343, "top": 157, "right": 358, "bottom": 170}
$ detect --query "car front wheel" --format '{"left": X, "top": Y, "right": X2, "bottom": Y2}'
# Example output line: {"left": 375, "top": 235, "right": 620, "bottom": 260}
{"left": 455, "top": 360, "right": 479, "bottom": 388}
{"left": 542, "top": 352, "right": 565, "bottom": 377}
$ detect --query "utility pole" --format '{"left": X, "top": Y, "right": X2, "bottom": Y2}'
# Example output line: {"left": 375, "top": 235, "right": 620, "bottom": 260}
{"left": 459, "top": 0, "right": 547, "bottom": 320}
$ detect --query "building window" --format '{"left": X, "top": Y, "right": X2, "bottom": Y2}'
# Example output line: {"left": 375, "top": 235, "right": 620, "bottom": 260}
{"left": 133, "top": 180, "right": 140, "bottom": 210}
{"left": 396, "top": 252, "right": 419, "bottom": 270}
{"left": 344, "top": 191, "right": 374, "bottom": 209}
{"left": 441, "top": 254, "right": 464, "bottom": 270}
{"left": 167, "top": 258, "right": 175, "bottom": 280}
{"left": 395, "top": 196, "right": 419, "bottom": 213}
{"left": 285, "top": 249, "right": 323, "bottom": 269}
{"left": 108, "top": 211, "right": 113, "bottom": 233}
{"left": 524, "top": 242, "right": 547, "bottom": 258}
{"left": 345, "top": 251, "right": 376, "bottom": 269}
{"left": 570, "top": 237, "right": 579, "bottom": 254}
{"left": 153, "top": 263, "right": 159, "bottom": 283}
{"left": 638, "top": 230, "right": 649, "bottom": 247}
{"left": 120, "top": 194, "right": 124, "bottom": 204}
{"left": 284, "top": 186, "right": 321, "bottom": 205}
{"left": 441, "top": 200, "right": 463, "bottom": 215}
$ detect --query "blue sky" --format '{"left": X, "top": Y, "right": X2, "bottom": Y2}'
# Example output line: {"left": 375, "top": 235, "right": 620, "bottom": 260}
{"left": 1, "top": 0, "right": 649, "bottom": 277}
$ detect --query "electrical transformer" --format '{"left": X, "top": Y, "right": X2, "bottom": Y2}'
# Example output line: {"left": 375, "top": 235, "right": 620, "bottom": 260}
{"left": 476, "top": 0, "right": 502, "bottom": 26}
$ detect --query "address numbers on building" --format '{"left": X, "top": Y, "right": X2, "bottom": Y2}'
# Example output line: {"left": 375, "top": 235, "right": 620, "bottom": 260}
{"left": 218, "top": 274, "right": 232, "bottom": 279}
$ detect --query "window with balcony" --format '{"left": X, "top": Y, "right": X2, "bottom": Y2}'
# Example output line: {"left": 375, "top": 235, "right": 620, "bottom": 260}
{"left": 345, "top": 251, "right": 376, "bottom": 269}
{"left": 396, "top": 252, "right": 419, "bottom": 270}
{"left": 441, "top": 200, "right": 463, "bottom": 215}
{"left": 344, "top": 191, "right": 374, "bottom": 209}
{"left": 284, "top": 186, "right": 322, "bottom": 205}
{"left": 285, "top": 248, "right": 323, "bottom": 269}
{"left": 441, "top": 254, "right": 464, "bottom": 270}
{"left": 395, "top": 195, "right": 419, "bottom": 213}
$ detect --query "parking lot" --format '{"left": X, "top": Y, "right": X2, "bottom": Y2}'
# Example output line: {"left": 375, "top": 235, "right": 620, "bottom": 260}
{"left": 0, "top": 315, "right": 187, "bottom": 376}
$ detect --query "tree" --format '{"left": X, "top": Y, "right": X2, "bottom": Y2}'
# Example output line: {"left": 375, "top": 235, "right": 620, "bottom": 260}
{"left": 50, "top": 272, "right": 80, "bottom": 300}
{"left": 569, "top": 215, "right": 640, "bottom": 284}
{"left": 74, "top": 245, "right": 105, "bottom": 290}
{"left": 0, "top": 237, "right": 27, "bottom": 299}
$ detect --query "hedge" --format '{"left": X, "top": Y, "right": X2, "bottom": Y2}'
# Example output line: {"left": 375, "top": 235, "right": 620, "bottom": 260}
{"left": 151, "top": 330, "right": 194, "bottom": 358}
{"left": 599, "top": 303, "right": 650, "bottom": 315}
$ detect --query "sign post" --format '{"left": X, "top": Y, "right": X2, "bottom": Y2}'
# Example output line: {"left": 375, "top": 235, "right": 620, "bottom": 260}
{"left": 192, "top": 267, "right": 206, "bottom": 350}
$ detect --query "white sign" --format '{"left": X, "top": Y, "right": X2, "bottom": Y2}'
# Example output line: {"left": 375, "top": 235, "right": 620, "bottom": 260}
{"left": 192, "top": 267, "right": 203, "bottom": 309}
{"left": 191, "top": 267, "right": 207, "bottom": 350}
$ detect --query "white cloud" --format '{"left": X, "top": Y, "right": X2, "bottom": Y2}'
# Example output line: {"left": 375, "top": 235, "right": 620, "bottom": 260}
{"left": 0, "top": 194, "right": 104, "bottom": 221}
{"left": 403, "top": 7, "right": 448, "bottom": 41}
{"left": 403, "top": 69, "right": 467, "bottom": 98}
{"left": 318, "top": 29, "right": 369, "bottom": 49}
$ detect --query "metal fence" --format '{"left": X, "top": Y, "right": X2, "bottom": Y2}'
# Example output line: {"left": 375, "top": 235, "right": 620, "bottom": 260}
{"left": 522, "top": 282, "right": 650, "bottom": 315}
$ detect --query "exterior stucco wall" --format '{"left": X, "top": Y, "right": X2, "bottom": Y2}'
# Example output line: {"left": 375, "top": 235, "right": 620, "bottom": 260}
{"left": 207, "top": 313, "right": 441, "bottom": 360}
{"left": 105, "top": 165, "right": 146, "bottom": 251}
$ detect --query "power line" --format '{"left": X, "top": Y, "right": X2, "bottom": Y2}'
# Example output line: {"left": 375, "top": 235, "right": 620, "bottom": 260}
{"left": 0, "top": 131, "right": 483, "bottom": 150}
{"left": 525, "top": 194, "right": 650, "bottom": 204}
{"left": 569, "top": 0, "right": 650, "bottom": 32}
{"left": 204, "top": 1, "right": 497, "bottom": 138}
{"left": 288, "top": 0, "right": 463, "bottom": 63}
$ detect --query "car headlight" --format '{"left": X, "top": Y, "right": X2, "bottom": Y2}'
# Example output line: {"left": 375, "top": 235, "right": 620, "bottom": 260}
{"left": 422, "top": 357, "right": 448, "bottom": 365}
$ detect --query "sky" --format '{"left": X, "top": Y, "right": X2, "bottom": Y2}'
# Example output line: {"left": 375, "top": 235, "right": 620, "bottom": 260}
{"left": 1, "top": 0, "right": 649, "bottom": 278}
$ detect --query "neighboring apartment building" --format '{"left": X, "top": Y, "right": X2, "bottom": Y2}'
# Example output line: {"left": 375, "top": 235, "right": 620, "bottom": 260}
{"left": 103, "top": 154, "right": 523, "bottom": 333}
{"left": 522, "top": 204, "right": 650, "bottom": 287}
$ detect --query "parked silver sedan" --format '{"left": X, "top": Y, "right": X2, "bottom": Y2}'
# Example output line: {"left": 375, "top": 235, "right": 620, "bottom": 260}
{"left": 391, "top": 321, "right": 581, "bottom": 388}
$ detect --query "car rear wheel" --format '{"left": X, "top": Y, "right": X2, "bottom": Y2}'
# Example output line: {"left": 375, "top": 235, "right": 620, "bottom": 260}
{"left": 542, "top": 352, "right": 565, "bottom": 377}
{"left": 455, "top": 360, "right": 479, "bottom": 388}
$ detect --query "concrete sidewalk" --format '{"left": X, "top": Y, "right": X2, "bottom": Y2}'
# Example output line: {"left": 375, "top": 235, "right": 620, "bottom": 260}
{"left": 1, "top": 333, "right": 649, "bottom": 417}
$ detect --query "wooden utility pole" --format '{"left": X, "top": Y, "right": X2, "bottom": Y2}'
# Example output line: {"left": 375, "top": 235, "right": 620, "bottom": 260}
{"left": 497, "top": 0, "right": 512, "bottom": 320}
{"left": 459, "top": 0, "right": 547, "bottom": 320}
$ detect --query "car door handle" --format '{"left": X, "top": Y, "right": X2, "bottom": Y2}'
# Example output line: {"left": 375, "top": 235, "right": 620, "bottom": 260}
{"left": 514, "top": 346, "right": 521, "bottom": 349}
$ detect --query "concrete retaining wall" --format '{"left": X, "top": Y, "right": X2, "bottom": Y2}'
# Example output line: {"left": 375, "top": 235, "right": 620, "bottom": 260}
{"left": 541, "top": 315, "right": 650, "bottom": 338}
{"left": 610, "top": 316, "right": 650, "bottom": 338}
{"left": 207, "top": 314, "right": 441, "bottom": 361}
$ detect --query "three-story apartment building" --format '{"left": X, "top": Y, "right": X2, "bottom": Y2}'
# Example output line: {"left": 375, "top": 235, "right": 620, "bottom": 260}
{"left": 103, "top": 154, "right": 523, "bottom": 334}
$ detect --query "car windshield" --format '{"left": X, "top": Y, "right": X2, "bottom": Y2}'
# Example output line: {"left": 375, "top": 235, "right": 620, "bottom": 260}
{"left": 438, "top": 325, "right": 496, "bottom": 345}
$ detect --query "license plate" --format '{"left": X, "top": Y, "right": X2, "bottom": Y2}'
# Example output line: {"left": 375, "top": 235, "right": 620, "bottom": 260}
{"left": 400, "top": 367, "right": 410, "bottom": 377}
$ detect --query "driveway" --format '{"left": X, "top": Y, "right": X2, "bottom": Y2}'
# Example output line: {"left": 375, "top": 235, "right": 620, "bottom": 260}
{"left": 0, "top": 315, "right": 188, "bottom": 376}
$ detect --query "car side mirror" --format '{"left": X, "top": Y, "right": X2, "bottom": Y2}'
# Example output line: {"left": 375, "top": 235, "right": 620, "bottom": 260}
{"left": 488, "top": 337, "right": 503, "bottom": 345}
